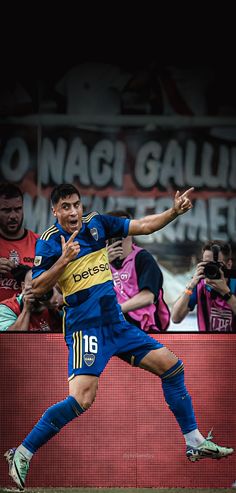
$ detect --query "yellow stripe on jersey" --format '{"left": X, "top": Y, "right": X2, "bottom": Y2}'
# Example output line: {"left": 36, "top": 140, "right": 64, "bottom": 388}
{"left": 73, "top": 332, "right": 76, "bottom": 369}
{"left": 73, "top": 331, "right": 83, "bottom": 369}
{"left": 76, "top": 331, "right": 80, "bottom": 368}
{"left": 40, "top": 225, "right": 57, "bottom": 240}
{"left": 40, "top": 225, "right": 59, "bottom": 241}
{"left": 82, "top": 212, "right": 98, "bottom": 223}
{"left": 79, "top": 330, "right": 83, "bottom": 368}
{"left": 44, "top": 228, "right": 59, "bottom": 241}
{"left": 58, "top": 247, "right": 112, "bottom": 297}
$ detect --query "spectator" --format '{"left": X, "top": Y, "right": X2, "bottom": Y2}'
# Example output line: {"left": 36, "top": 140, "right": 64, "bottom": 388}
{"left": 171, "top": 241, "right": 236, "bottom": 332}
{"left": 107, "top": 210, "right": 170, "bottom": 333}
{"left": 0, "top": 183, "right": 39, "bottom": 302}
{"left": 0, "top": 269, "right": 63, "bottom": 332}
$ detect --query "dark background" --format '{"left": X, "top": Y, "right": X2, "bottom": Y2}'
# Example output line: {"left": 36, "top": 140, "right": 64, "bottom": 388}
{"left": 2, "top": 6, "right": 236, "bottom": 101}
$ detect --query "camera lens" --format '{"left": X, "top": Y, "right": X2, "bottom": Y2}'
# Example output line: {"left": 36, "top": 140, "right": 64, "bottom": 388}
{"left": 204, "top": 262, "right": 221, "bottom": 279}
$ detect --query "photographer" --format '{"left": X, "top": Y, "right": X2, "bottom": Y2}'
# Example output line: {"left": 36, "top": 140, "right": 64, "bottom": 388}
{"left": 172, "top": 241, "right": 236, "bottom": 332}
{"left": 0, "top": 269, "right": 63, "bottom": 332}
{"left": 107, "top": 210, "right": 170, "bottom": 333}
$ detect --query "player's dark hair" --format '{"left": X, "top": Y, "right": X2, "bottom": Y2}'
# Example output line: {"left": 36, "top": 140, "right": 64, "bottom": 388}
{"left": 202, "top": 240, "right": 232, "bottom": 261}
{"left": 51, "top": 184, "right": 81, "bottom": 205}
{"left": 0, "top": 182, "right": 23, "bottom": 200}
{"left": 106, "top": 209, "right": 132, "bottom": 219}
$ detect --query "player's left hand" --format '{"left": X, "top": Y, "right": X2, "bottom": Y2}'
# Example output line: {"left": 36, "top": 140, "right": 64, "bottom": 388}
{"left": 61, "top": 230, "right": 80, "bottom": 263}
{"left": 173, "top": 188, "right": 194, "bottom": 215}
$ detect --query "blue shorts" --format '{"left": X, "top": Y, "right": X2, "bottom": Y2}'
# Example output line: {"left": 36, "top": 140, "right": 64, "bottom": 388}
{"left": 65, "top": 320, "right": 163, "bottom": 380}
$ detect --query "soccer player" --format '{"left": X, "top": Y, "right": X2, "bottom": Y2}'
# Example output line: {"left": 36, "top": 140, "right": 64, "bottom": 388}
{"left": 5, "top": 184, "right": 234, "bottom": 490}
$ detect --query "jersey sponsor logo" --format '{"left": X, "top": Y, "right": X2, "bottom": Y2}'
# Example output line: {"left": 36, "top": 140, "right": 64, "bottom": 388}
{"left": 58, "top": 247, "right": 112, "bottom": 296}
{"left": 84, "top": 353, "right": 95, "bottom": 366}
{"left": 90, "top": 227, "right": 98, "bottom": 241}
{"left": 34, "top": 256, "right": 42, "bottom": 266}
{"left": 73, "top": 262, "right": 109, "bottom": 283}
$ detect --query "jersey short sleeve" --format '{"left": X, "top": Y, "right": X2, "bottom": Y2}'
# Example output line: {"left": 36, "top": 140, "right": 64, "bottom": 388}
{"left": 135, "top": 250, "right": 163, "bottom": 301}
{"left": 100, "top": 215, "right": 130, "bottom": 240}
{"left": 32, "top": 239, "right": 59, "bottom": 279}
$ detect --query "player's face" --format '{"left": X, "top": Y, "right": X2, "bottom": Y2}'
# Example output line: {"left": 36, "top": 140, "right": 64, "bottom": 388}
{"left": 52, "top": 194, "right": 83, "bottom": 233}
{"left": 0, "top": 196, "right": 24, "bottom": 237}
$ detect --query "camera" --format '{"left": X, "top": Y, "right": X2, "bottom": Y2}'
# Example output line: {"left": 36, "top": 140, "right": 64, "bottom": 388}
{"left": 37, "top": 289, "right": 54, "bottom": 303}
{"left": 108, "top": 237, "right": 123, "bottom": 269}
{"left": 203, "top": 244, "right": 236, "bottom": 279}
{"left": 32, "top": 289, "right": 54, "bottom": 310}
{"left": 204, "top": 261, "right": 223, "bottom": 280}
{"left": 108, "top": 237, "right": 123, "bottom": 246}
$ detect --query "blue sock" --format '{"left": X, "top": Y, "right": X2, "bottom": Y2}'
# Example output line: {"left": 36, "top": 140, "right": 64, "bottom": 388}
{"left": 161, "top": 360, "right": 197, "bottom": 434}
{"left": 22, "top": 396, "right": 85, "bottom": 453}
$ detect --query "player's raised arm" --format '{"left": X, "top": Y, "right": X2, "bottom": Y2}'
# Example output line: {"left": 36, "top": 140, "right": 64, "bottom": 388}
{"left": 128, "top": 188, "right": 194, "bottom": 236}
{"left": 32, "top": 231, "right": 80, "bottom": 297}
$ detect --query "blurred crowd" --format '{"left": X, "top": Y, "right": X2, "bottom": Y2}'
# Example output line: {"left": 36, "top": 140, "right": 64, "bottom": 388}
{"left": 1, "top": 61, "right": 236, "bottom": 117}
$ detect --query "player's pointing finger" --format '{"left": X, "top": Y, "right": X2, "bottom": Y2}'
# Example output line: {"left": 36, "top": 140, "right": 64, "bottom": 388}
{"left": 67, "top": 230, "right": 79, "bottom": 244}
{"left": 181, "top": 187, "right": 194, "bottom": 198}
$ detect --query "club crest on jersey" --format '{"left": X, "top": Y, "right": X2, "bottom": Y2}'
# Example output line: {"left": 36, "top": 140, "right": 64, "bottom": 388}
{"left": 34, "top": 256, "right": 42, "bottom": 266}
{"left": 84, "top": 353, "right": 95, "bottom": 366}
{"left": 90, "top": 228, "right": 98, "bottom": 241}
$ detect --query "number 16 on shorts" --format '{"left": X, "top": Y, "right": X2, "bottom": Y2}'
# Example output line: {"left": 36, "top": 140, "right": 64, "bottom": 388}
{"left": 72, "top": 331, "right": 98, "bottom": 368}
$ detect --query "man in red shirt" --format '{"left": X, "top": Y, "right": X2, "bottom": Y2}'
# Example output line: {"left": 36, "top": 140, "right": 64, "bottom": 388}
{"left": 0, "top": 183, "right": 39, "bottom": 301}
{"left": 0, "top": 268, "right": 63, "bottom": 332}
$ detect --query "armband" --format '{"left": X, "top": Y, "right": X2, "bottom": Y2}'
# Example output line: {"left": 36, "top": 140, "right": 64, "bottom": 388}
{"left": 184, "top": 288, "right": 193, "bottom": 296}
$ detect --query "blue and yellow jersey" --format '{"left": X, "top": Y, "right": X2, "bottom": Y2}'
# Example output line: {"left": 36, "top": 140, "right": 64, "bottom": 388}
{"left": 32, "top": 212, "right": 130, "bottom": 333}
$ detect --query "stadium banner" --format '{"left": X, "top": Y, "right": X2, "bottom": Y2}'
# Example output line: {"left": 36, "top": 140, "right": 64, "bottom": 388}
{"left": 0, "top": 124, "right": 235, "bottom": 268}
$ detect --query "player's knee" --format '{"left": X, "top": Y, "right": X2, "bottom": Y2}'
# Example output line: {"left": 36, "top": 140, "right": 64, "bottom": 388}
{"left": 161, "top": 359, "right": 184, "bottom": 382}
{"left": 69, "top": 374, "right": 98, "bottom": 410}
{"left": 70, "top": 389, "right": 97, "bottom": 410}
{"left": 73, "top": 395, "right": 95, "bottom": 410}
{"left": 80, "top": 398, "right": 94, "bottom": 410}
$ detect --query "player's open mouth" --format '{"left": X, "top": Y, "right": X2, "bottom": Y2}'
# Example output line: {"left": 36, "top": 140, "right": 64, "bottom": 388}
{"left": 68, "top": 220, "right": 79, "bottom": 230}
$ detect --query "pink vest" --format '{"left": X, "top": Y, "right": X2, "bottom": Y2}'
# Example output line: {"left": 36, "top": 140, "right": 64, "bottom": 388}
{"left": 110, "top": 245, "right": 170, "bottom": 332}
{"left": 197, "top": 279, "right": 236, "bottom": 332}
